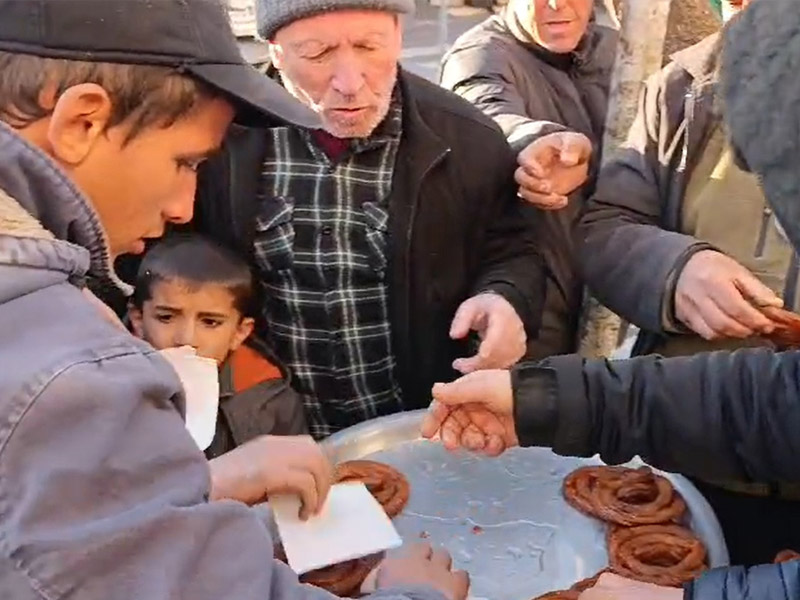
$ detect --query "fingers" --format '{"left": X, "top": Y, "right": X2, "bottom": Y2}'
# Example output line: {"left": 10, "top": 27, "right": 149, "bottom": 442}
{"left": 280, "top": 470, "right": 318, "bottom": 520}
{"left": 679, "top": 307, "right": 718, "bottom": 341}
{"left": 461, "top": 422, "right": 487, "bottom": 452}
{"left": 449, "top": 298, "right": 482, "bottom": 340}
{"left": 518, "top": 144, "right": 552, "bottom": 178}
{"left": 308, "top": 451, "right": 333, "bottom": 516}
{"left": 471, "top": 309, "right": 520, "bottom": 370}
{"left": 406, "top": 542, "right": 434, "bottom": 560}
{"left": 484, "top": 434, "right": 506, "bottom": 457}
{"left": 451, "top": 569, "right": 471, "bottom": 600}
{"left": 692, "top": 278, "right": 776, "bottom": 337}
{"left": 693, "top": 296, "right": 756, "bottom": 339}
{"left": 421, "top": 400, "right": 450, "bottom": 439}
{"left": 737, "top": 273, "right": 783, "bottom": 308}
{"left": 431, "top": 547, "right": 453, "bottom": 570}
{"left": 515, "top": 166, "right": 552, "bottom": 194}
{"left": 452, "top": 354, "right": 482, "bottom": 375}
{"left": 559, "top": 132, "right": 593, "bottom": 166}
{"left": 440, "top": 412, "right": 465, "bottom": 451}
{"left": 289, "top": 437, "right": 332, "bottom": 517}
{"left": 517, "top": 185, "right": 569, "bottom": 210}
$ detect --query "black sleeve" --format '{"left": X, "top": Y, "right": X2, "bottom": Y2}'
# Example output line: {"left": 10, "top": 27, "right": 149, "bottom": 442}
{"left": 471, "top": 138, "right": 546, "bottom": 338}
{"left": 512, "top": 348, "right": 800, "bottom": 483}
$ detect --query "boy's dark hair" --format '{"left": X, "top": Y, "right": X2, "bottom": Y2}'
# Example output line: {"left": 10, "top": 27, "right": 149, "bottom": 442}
{"left": 133, "top": 235, "right": 255, "bottom": 317}
{"left": 0, "top": 52, "right": 215, "bottom": 143}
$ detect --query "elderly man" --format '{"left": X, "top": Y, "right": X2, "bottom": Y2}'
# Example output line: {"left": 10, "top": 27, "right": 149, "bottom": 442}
{"left": 421, "top": 3, "right": 800, "bottom": 598}
{"left": 195, "top": 0, "right": 544, "bottom": 438}
{"left": 440, "top": 0, "right": 617, "bottom": 358}
{"left": 0, "top": 0, "right": 468, "bottom": 598}
{"left": 575, "top": 0, "right": 800, "bottom": 565}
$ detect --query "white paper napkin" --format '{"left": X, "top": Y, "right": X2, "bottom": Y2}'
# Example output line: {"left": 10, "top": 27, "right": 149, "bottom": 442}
{"left": 159, "top": 346, "right": 219, "bottom": 450}
{"left": 271, "top": 482, "right": 403, "bottom": 575}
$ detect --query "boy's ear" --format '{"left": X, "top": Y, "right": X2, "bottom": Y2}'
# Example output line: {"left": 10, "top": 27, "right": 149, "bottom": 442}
{"left": 128, "top": 304, "right": 145, "bottom": 338}
{"left": 230, "top": 317, "right": 255, "bottom": 353}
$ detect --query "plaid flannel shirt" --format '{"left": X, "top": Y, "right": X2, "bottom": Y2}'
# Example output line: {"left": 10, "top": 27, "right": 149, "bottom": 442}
{"left": 254, "top": 91, "right": 405, "bottom": 438}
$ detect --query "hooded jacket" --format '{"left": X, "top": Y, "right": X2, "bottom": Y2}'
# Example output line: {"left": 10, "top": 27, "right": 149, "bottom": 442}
{"left": 0, "top": 120, "right": 441, "bottom": 600}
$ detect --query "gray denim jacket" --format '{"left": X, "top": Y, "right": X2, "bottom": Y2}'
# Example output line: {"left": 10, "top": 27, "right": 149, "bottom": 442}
{"left": 0, "top": 121, "right": 443, "bottom": 600}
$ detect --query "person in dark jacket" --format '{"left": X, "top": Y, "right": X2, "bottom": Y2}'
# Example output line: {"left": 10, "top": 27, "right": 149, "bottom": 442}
{"left": 419, "top": 3, "right": 800, "bottom": 598}
{"left": 440, "top": 0, "right": 617, "bottom": 359}
{"left": 574, "top": 0, "right": 800, "bottom": 565}
{"left": 194, "top": 0, "right": 545, "bottom": 439}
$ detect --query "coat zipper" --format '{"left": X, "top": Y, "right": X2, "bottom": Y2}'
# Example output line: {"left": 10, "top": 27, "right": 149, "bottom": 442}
{"left": 754, "top": 207, "right": 771, "bottom": 259}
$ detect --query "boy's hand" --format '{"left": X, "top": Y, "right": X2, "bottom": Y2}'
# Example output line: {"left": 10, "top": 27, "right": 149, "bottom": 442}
{"left": 371, "top": 543, "right": 470, "bottom": 600}
{"left": 209, "top": 435, "right": 332, "bottom": 519}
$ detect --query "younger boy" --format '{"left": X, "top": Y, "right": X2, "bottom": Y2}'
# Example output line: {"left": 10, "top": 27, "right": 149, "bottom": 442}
{"left": 129, "top": 234, "right": 308, "bottom": 458}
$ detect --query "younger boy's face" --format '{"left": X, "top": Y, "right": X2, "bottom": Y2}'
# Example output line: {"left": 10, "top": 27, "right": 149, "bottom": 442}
{"left": 130, "top": 278, "right": 254, "bottom": 364}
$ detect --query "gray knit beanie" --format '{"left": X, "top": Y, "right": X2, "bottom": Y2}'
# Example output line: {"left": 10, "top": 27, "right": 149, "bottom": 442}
{"left": 258, "top": 0, "right": 415, "bottom": 39}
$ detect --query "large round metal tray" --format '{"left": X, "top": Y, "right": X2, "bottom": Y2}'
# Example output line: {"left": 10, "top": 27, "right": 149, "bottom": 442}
{"left": 323, "top": 409, "right": 729, "bottom": 600}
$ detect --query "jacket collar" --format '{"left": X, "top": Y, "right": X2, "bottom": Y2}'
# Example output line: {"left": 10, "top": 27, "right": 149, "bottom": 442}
{"left": 395, "top": 69, "right": 450, "bottom": 167}
{"left": 0, "top": 121, "right": 129, "bottom": 295}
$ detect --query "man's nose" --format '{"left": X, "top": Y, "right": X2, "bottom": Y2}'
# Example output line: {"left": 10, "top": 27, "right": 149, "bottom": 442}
{"left": 164, "top": 177, "right": 197, "bottom": 225}
{"left": 331, "top": 56, "right": 366, "bottom": 97}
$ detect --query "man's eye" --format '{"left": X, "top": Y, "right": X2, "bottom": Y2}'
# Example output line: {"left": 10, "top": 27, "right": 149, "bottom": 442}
{"left": 175, "top": 158, "right": 203, "bottom": 172}
{"left": 201, "top": 318, "right": 223, "bottom": 328}
{"left": 304, "top": 48, "right": 332, "bottom": 61}
{"left": 155, "top": 314, "right": 173, "bottom": 323}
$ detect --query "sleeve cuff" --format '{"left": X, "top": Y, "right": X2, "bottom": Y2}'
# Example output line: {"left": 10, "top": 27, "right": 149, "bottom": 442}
{"left": 507, "top": 121, "right": 570, "bottom": 154}
{"left": 511, "top": 363, "right": 558, "bottom": 447}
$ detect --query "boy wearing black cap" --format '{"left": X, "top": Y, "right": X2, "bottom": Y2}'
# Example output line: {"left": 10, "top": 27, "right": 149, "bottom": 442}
{"left": 0, "top": 1, "right": 467, "bottom": 599}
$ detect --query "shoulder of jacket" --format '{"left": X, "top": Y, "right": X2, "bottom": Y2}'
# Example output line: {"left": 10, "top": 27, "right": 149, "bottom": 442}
{"left": 403, "top": 73, "right": 510, "bottom": 146}
{"left": 444, "top": 19, "right": 524, "bottom": 74}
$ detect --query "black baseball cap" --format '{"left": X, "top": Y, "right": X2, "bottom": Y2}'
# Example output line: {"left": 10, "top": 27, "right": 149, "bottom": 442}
{"left": 0, "top": 0, "right": 319, "bottom": 128}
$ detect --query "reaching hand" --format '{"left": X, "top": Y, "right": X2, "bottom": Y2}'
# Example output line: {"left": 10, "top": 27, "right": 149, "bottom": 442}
{"left": 372, "top": 543, "right": 470, "bottom": 600}
{"left": 450, "top": 293, "right": 526, "bottom": 374}
{"left": 675, "top": 250, "right": 782, "bottom": 340}
{"left": 209, "top": 435, "right": 332, "bottom": 519}
{"left": 516, "top": 131, "right": 592, "bottom": 210}
{"left": 421, "top": 370, "right": 518, "bottom": 457}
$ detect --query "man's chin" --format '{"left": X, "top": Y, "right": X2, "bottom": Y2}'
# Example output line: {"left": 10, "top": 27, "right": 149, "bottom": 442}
{"left": 322, "top": 113, "right": 380, "bottom": 139}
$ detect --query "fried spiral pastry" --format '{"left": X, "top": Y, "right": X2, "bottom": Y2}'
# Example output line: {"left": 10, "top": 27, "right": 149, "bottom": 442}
{"left": 775, "top": 549, "right": 800, "bottom": 563}
{"left": 300, "top": 555, "right": 381, "bottom": 597}
{"left": 607, "top": 525, "right": 707, "bottom": 587}
{"left": 532, "top": 591, "right": 580, "bottom": 600}
{"left": 274, "top": 545, "right": 380, "bottom": 597}
{"left": 532, "top": 569, "right": 610, "bottom": 600}
{"left": 334, "top": 460, "right": 410, "bottom": 518}
{"left": 760, "top": 305, "right": 800, "bottom": 349}
{"left": 563, "top": 466, "right": 686, "bottom": 526}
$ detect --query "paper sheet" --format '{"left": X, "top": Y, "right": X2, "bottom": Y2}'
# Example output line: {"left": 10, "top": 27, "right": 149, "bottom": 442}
{"left": 159, "top": 346, "right": 219, "bottom": 450}
{"left": 271, "top": 483, "right": 403, "bottom": 575}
